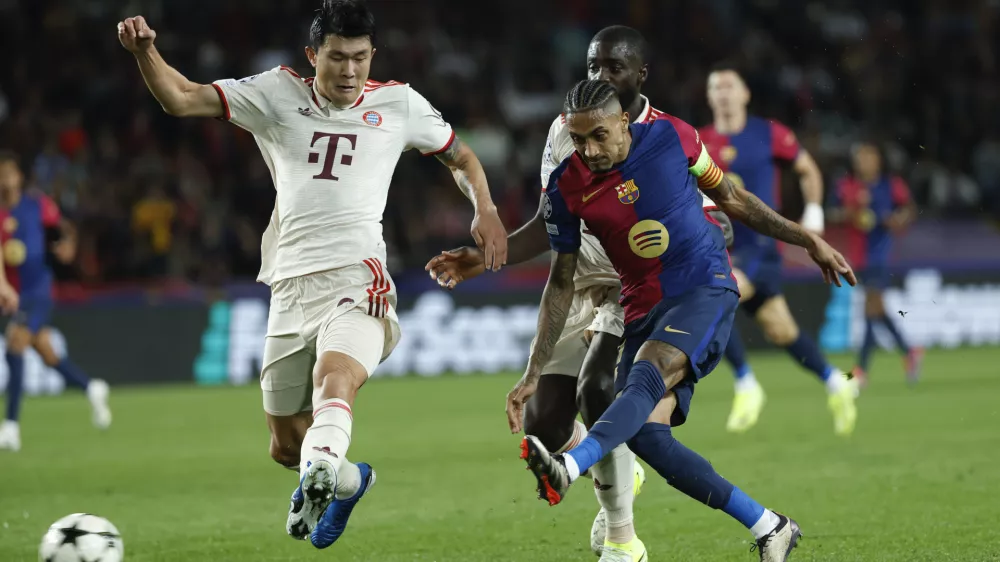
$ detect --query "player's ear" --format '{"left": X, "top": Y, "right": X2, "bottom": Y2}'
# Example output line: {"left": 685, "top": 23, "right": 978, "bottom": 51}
{"left": 637, "top": 64, "right": 648, "bottom": 87}
{"left": 305, "top": 46, "right": 318, "bottom": 68}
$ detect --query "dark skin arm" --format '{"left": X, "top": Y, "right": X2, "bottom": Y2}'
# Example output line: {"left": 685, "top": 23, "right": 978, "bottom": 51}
{"left": 704, "top": 175, "right": 856, "bottom": 286}
{"left": 505, "top": 250, "right": 578, "bottom": 433}
{"left": 425, "top": 194, "right": 550, "bottom": 288}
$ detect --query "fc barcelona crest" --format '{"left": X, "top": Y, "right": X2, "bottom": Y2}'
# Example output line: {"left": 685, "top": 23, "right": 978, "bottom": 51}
{"left": 615, "top": 179, "right": 640, "bottom": 204}
{"left": 720, "top": 146, "right": 738, "bottom": 163}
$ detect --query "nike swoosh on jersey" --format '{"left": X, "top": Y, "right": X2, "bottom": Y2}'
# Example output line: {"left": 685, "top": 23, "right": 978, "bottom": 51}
{"left": 582, "top": 188, "right": 605, "bottom": 202}
{"left": 663, "top": 326, "right": 690, "bottom": 335}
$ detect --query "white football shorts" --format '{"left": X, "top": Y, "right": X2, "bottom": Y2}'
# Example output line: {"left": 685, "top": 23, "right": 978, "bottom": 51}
{"left": 531, "top": 284, "right": 624, "bottom": 378}
{"left": 261, "top": 260, "right": 401, "bottom": 416}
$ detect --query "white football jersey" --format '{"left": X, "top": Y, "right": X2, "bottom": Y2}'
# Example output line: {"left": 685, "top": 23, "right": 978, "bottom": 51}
{"left": 213, "top": 66, "right": 455, "bottom": 285}
{"left": 540, "top": 96, "right": 718, "bottom": 290}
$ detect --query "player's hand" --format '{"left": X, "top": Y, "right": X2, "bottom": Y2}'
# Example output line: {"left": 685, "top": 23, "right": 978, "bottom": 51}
{"left": 0, "top": 281, "right": 19, "bottom": 315}
{"left": 117, "top": 16, "right": 157, "bottom": 53}
{"left": 470, "top": 205, "right": 508, "bottom": 272}
{"left": 806, "top": 233, "right": 856, "bottom": 287}
{"left": 424, "top": 247, "right": 486, "bottom": 289}
{"left": 505, "top": 374, "right": 539, "bottom": 434}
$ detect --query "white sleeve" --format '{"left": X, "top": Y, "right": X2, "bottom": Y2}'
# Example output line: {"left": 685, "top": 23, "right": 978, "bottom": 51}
{"left": 405, "top": 87, "right": 455, "bottom": 155}
{"left": 212, "top": 67, "right": 282, "bottom": 134}
{"left": 540, "top": 116, "right": 575, "bottom": 188}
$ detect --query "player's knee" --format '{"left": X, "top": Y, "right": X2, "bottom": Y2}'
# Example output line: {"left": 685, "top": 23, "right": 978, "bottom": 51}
{"left": 523, "top": 400, "right": 573, "bottom": 452}
{"left": 576, "top": 369, "right": 613, "bottom": 426}
{"left": 759, "top": 317, "right": 798, "bottom": 346}
{"left": 313, "top": 352, "right": 367, "bottom": 402}
{"left": 865, "top": 291, "right": 884, "bottom": 317}
{"left": 269, "top": 436, "right": 300, "bottom": 469}
{"left": 5, "top": 326, "right": 31, "bottom": 355}
{"left": 634, "top": 341, "right": 689, "bottom": 389}
{"left": 756, "top": 299, "right": 799, "bottom": 346}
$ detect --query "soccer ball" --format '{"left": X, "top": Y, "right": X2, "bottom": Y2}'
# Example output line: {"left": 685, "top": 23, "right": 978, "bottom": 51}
{"left": 38, "top": 513, "right": 124, "bottom": 562}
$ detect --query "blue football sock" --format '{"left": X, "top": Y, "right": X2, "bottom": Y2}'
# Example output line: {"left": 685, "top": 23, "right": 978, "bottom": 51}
{"left": 55, "top": 359, "right": 90, "bottom": 391}
{"left": 725, "top": 324, "right": 752, "bottom": 379}
{"left": 785, "top": 333, "right": 834, "bottom": 382}
{"left": 566, "top": 360, "right": 665, "bottom": 475}
{"left": 627, "top": 422, "right": 736, "bottom": 510}
{"left": 858, "top": 318, "right": 876, "bottom": 371}
{"left": 4, "top": 352, "right": 25, "bottom": 422}
{"left": 723, "top": 486, "right": 768, "bottom": 529}
{"left": 880, "top": 314, "right": 911, "bottom": 354}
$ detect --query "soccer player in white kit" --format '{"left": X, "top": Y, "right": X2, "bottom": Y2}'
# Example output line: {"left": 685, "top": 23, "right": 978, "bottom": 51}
{"left": 426, "top": 26, "right": 733, "bottom": 562}
{"left": 117, "top": 0, "right": 508, "bottom": 550}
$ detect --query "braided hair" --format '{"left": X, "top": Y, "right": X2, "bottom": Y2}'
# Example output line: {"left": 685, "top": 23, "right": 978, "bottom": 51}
{"left": 563, "top": 80, "right": 619, "bottom": 115}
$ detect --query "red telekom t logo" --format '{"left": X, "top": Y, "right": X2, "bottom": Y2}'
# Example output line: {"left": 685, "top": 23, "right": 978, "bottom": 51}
{"left": 308, "top": 132, "right": 358, "bottom": 181}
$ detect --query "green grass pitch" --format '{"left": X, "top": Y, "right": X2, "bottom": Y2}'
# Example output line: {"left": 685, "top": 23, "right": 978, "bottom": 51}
{"left": 2, "top": 347, "right": 1000, "bottom": 561}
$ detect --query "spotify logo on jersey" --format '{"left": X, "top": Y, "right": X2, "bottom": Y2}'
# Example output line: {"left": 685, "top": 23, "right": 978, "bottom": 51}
{"left": 628, "top": 220, "right": 669, "bottom": 258}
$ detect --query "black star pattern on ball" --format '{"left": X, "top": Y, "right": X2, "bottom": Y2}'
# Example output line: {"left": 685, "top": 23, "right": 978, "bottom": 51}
{"left": 59, "top": 522, "right": 90, "bottom": 545}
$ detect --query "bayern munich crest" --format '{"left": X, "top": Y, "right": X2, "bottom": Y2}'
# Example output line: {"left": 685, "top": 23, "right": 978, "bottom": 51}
{"left": 362, "top": 111, "right": 383, "bottom": 127}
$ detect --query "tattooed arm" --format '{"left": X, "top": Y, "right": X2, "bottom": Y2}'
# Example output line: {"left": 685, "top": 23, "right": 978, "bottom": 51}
{"left": 705, "top": 175, "right": 815, "bottom": 248}
{"left": 704, "top": 175, "right": 856, "bottom": 286}
{"left": 435, "top": 136, "right": 509, "bottom": 270}
{"left": 506, "top": 250, "right": 578, "bottom": 433}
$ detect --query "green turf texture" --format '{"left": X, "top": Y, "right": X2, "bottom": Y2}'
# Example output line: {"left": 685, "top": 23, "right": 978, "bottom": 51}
{"left": 2, "top": 347, "right": 999, "bottom": 561}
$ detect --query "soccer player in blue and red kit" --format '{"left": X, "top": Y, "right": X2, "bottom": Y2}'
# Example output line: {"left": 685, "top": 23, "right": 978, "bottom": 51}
{"left": 699, "top": 64, "right": 858, "bottom": 436}
{"left": 0, "top": 151, "right": 111, "bottom": 452}
{"left": 835, "top": 141, "right": 922, "bottom": 386}
{"left": 509, "top": 80, "right": 855, "bottom": 561}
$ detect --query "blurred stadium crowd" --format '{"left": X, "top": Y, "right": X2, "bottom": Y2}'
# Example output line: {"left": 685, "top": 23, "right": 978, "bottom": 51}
{"left": 0, "top": 0, "right": 997, "bottom": 285}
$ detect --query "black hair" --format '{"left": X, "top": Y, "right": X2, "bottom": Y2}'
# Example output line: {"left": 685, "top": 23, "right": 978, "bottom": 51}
{"left": 0, "top": 150, "right": 20, "bottom": 168}
{"left": 709, "top": 60, "right": 745, "bottom": 78}
{"left": 591, "top": 25, "right": 648, "bottom": 65}
{"left": 309, "top": 0, "right": 376, "bottom": 50}
{"left": 564, "top": 80, "right": 620, "bottom": 115}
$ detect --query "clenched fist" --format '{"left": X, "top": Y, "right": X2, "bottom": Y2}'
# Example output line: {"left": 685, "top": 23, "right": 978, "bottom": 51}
{"left": 117, "top": 16, "right": 157, "bottom": 53}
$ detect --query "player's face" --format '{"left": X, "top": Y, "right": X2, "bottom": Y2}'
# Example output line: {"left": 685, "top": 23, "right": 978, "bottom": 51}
{"left": 587, "top": 41, "right": 646, "bottom": 113}
{"left": 566, "top": 108, "right": 631, "bottom": 173}
{"left": 306, "top": 35, "right": 375, "bottom": 108}
{"left": 0, "top": 161, "right": 22, "bottom": 201}
{"left": 707, "top": 71, "right": 750, "bottom": 115}
{"left": 852, "top": 144, "right": 882, "bottom": 178}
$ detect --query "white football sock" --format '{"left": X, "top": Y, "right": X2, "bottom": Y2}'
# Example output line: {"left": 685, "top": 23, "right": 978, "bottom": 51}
{"left": 734, "top": 371, "right": 759, "bottom": 393}
{"left": 590, "top": 444, "right": 636, "bottom": 544}
{"left": 299, "top": 398, "right": 361, "bottom": 499}
{"left": 563, "top": 453, "right": 582, "bottom": 482}
{"left": 825, "top": 369, "right": 848, "bottom": 394}
{"left": 750, "top": 509, "right": 781, "bottom": 539}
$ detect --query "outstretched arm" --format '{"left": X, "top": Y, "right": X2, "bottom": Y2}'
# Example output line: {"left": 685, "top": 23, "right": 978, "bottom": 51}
{"left": 118, "top": 16, "right": 222, "bottom": 117}
{"left": 703, "top": 175, "right": 855, "bottom": 285}
{"left": 434, "top": 137, "right": 509, "bottom": 270}
{"left": 505, "top": 250, "right": 578, "bottom": 433}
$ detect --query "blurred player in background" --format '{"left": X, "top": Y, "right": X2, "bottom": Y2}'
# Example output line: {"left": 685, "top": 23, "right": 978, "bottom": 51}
{"left": 118, "top": 0, "right": 507, "bottom": 549}
{"left": 700, "top": 64, "right": 858, "bottom": 435}
{"left": 516, "top": 80, "right": 855, "bottom": 561}
{"left": 0, "top": 151, "right": 111, "bottom": 452}
{"left": 426, "top": 26, "right": 733, "bottom": 561}
{"left": 834, "top": 141, "right": 922, "bottom": 386}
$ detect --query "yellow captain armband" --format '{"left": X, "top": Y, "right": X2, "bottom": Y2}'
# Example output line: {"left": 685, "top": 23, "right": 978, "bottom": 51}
{"left": 689, "top": 144, "right": 724, "bottom": 189}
